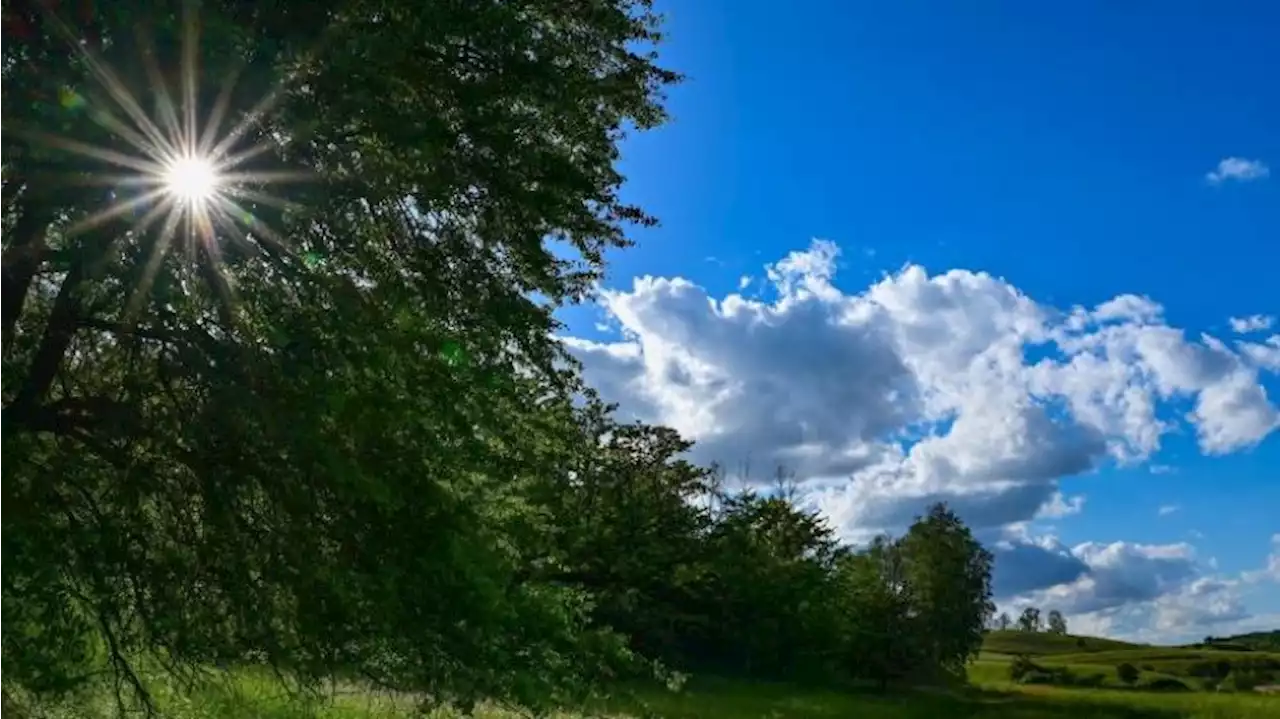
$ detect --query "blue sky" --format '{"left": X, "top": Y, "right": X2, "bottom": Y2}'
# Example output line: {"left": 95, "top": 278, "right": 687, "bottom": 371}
{"left": 560, "top": 2, "right": 1279, "bottom": 641}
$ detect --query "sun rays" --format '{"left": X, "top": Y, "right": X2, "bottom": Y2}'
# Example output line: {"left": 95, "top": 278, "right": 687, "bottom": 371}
{"left": 20, "top": 2, "right": 309, "bottom": 322}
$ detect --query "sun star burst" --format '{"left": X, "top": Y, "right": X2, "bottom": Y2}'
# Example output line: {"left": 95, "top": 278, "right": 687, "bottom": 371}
{"left": 22, "top": 4, "right": 311, "bottom": 323}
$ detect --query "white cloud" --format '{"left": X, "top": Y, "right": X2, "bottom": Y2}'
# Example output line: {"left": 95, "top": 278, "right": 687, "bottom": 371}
{"left": 1205, "top": 157, "right": 1270, "bottom": 185}
{"left": 1158, "top": 504, "right": 1180, "bottom": 517}
{"left": 1230, "top": 314, "right": 1274, "bottom": 334}
{"left": 999, "top": 533, "right": 1280, "bottom": 643}
{"left": 1039, "top": 492, "right": 1086, "bottom": 519}
{"left": 1014, "top": 541, "right": 1199, "bottom": 616}
{"left": 565, "top": 240, "right": 1280, "bottom": 538}
{"left": 1243, "top": 534, "right": 1280, "bottom": 585}
{"left": 1003, "top": 537, "right": 1233, "bottom": 637}
{"left": 1239, "top": 335, "right": 1280, "bottom": 372}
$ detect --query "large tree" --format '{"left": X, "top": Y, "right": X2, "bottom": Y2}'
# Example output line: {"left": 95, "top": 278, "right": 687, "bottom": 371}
{"left": 896, "top": 504, "right": 995, "bottom": 678}
{"left": 3, "top": 0, "right": 676, "bottom": 709}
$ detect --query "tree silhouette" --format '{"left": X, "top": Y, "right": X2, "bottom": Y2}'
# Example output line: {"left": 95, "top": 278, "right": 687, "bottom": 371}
{"left": 1047, "top": 609, "right": 1068, "bottom": 635}
{"left": 1018, "top": 607, "right": 1043, "bottom": 632}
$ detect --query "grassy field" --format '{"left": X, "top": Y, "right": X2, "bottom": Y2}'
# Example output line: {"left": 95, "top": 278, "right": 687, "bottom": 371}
{"left": 978, "top": 630, "right": 1280, "bottom": 691}
{"left": 19, "top": 671, "right": 1280, "bottom": 719}
{"left": 16, "top": 632, "right": 1280, "bottom": 719}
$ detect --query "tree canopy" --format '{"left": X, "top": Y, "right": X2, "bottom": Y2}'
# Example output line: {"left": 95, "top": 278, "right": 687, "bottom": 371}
{"left": 3, "top": 0, "right": 998, "bottom": 713}
{"left": 4, "top": 0, "right": 676, "bottom": 708}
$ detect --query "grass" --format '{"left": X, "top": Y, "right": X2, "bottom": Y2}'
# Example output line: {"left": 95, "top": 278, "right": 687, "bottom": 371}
{"left": 977, "top": 632, "right": 1280, "bottom": 691}
{"left": 18, "top": 634, "right": 1280, "bottom": 719}
{"left": 1046, "top": 649, "right": 1280, "bottom": 678}
{"left": 19, "top": 670, "right": 1280, "bottom": 719}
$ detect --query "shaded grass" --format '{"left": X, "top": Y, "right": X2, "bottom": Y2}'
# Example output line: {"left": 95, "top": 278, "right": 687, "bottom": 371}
{"left": 17, "top": 671, "right": 1279, "bottom": 719}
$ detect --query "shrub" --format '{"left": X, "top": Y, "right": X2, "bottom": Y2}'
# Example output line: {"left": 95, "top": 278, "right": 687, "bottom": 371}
{"left": 1015, "top": 664, "right": 1078, "bottom": 687}
{"left": 1020, "top": 671, "right": 1059, "bottom": 685}
{"left": 1116, "top": 662, "right": 1140, "bottom": 686}
{"left": 1009, "top": 655, "right": 1042, "bottom": 682}
{"left": 1144, "top": 677, "right": 1191, "bottom": 692}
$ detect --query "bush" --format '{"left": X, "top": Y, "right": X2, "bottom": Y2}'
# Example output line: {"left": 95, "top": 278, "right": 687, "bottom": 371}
{"left": 1014, "top": 662, "right": 1079, "bottom": 688}
{"left": 1009, "top": 655, "right": 1042, "bottom": 682}
{"left": 1144, "top": 677, "right": 1191, "bottom": 692}
{"left": 1020, "top": 671, "right": 1059, "bottom": 685}
{"left": 1116, "top": 662, "right": 1140, "bottom": 686}
{"left": 1225, "top": 671, "right": 1263, "bottom": 692}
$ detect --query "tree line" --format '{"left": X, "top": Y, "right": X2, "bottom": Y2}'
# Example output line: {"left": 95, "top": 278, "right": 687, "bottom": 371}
{"left": 990, "top": 607, "right": 1069, "bottom": 634}
{"left": 530, "top": 418, "right": 996, "bottom": 691}
{"left": 4, "top": 0, "right": 993, "bottom": 712}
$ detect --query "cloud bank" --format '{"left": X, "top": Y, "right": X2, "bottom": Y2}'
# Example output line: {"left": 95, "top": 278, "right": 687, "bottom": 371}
{"left": 565, "top": 240, "right": 1279, "bottom": 531}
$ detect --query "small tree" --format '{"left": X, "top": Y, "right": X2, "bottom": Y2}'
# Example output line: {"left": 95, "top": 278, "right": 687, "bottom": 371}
{"left": 1046, "top": 609, "right": 1068, "bottom": 635}
{"left": 1117, "top": 662, "right": 1140, "bottom": 686}
{"left": 1017, "top": 607, "right": 1042, "bottom": 632}
{"left": 996, "top": 612, "right": 1012, "bottom": 631}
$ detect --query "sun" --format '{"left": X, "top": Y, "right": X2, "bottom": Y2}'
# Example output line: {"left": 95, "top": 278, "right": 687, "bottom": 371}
{"left": 23, "top": 4, "right": 312, "bottom": 321}
{"left": 163, "top": 154, "right": 220, "bottom": 203}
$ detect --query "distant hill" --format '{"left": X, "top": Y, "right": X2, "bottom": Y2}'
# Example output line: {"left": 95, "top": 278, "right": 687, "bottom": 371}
{"left": 982, "top": 630, "right": 1144, "bottom": 656}
{"left": 979, "top": 629, "right": 1280, "bottom": 691}
{"left": 1188, "top": 630, "right": 1280, "bottom": 653}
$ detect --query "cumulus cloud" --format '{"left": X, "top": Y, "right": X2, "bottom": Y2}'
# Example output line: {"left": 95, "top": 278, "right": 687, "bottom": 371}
{"left": 1084, "top": 577, "right": 1253, "bottom": 643}
{"left": 1239, "top": 335, "right": 1280, "bottom": 372}
{"left": 1230, "top": 315, "right": 1275, "bottom": 334}
{"left": 988, "top": 533, "right": 1089, "bottom": 598}
{"left": 1205, "top": 157, "right": 1270, "bottom": 185}
{"left": 565, "top": 240, "right": 1280, "bottom": 537}
{"left": 1015, "top": 541, "right": 1199, "bottom": 615}
{"left": 1158, "top": 504, "right": 1179, "bottom": 517}
{"left": 999, "top": 533, "right": 1280, "bottom": 643}
{"left": 1039, "top": 492, "right": 1086, "bottom": 519}
{"left": 1243, "top": 534, "right": 1280, "bottom": 585}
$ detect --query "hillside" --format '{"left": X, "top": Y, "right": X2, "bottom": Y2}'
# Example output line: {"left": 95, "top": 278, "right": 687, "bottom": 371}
{"left": 980, "top": 630, "right": 1280, "bottom": 693}
{"left": 981, "top": 630, "right": 1144, "bottom": 656}
{"left": 1193, "top": 630, "right": 1280, "bottom": 653}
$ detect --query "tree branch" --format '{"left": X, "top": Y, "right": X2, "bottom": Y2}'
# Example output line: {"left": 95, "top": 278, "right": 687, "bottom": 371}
{"left": 2, "top": 195, "right": 54, "bottom": 347}
{"left": 14, "top": 274, "right": 82, "bottom": 406}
